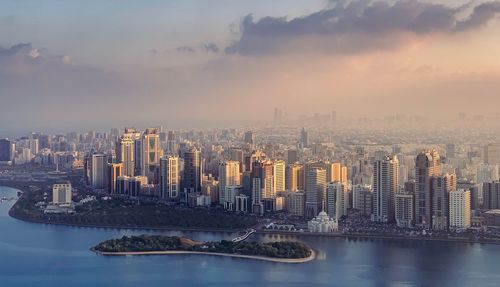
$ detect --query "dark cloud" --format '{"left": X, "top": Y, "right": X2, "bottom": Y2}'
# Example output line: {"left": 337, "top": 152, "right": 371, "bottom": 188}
{"left": 226, "top": 0, "right": 500, "bottom": 55}
{"left": 176, "top": 46, "right": 196, "bottom": 53}
{"left": 204, "top": 43, "right": 219, "bottom": 53}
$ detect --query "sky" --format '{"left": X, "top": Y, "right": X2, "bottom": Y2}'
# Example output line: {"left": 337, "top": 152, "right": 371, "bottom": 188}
{"left": 1, "top": 0, "right": 500, "bottom": 133}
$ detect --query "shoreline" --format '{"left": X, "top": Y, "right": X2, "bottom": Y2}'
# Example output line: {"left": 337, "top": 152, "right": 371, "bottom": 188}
{"left": 91, "top": 248, "right": 316, "bottom": 264}
{"left": 4, "top": 185, "right": 500, "bottom": 246}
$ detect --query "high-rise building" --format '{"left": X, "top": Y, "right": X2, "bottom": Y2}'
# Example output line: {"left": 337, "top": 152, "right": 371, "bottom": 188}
{"left": 300, "top": 128, "right": 309, "bottom": 148}
{"left": 286, "top": 163, "right": 305, "bottom": 191}
{"left": 273, "top": 160, "right": 286, "bottom": 193}
{"left": 160, "top": 155, "right": 179, "bottom": 199}
{"left": 331, "top": 163, "right": 348, "bottom": 184}
{"left": 141, "top": 128, "right": 161, "bottom": 183}
{"left": 395, "top": 192, "right": 414, "bottom": 228}
{"left": 305, "top": 168, "right": 326, "bottom": 218}
{"left": 326, "top": 182, "right": 348, "bottom": 220}
{"left": 218, "top": 160, "right": 241, "bottom": 204}
{"left": 108, "top": 163, "right": 123, "bottom": 194}
{"left": 415, "top": 150, "right": 441, "bottom": 228}
{"left": 483, "top": 181, "right": 500, "bottom": 209}
{"left": 90, "top": 153, "right": 108, "bottom": 190}
{"left": 352, "top": 184, "right": 372, "bottom": 216}
{"left": 244, "top": 131, "right": 254, "bottom": 150}
{"left": 183, "top": 148, "right": 202, "bottom": 193}
{"left": 116, "top": 129, "right": 140, "bottom": 177}
{"left": 373, "top": 155, "right": 399, "bottom": 223}
{"left": 52, "top": 182, "right": 72, "bottom": 205}
{"left": 29, "top": 138, "right": 39, "bottom": 156}
{"left": 484, "top": 143, "right": 500, "bottom": 165}
{"left": 0, "top": 139, "right": 13, "bottom": 163}
{"left": 284, "top": 149, "right": 298, "bottom": 164}
{"left": 431, "top": 173, "right": 457, "bottom": 230}
{"left": 284, "top": 191, "right": 305, "bottom": 217}
{"left": 449, "top": 189, "right": 471, "bottom": 230}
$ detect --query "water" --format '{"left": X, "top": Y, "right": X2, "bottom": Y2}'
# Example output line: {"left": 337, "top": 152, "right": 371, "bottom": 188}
{"left": 1, "top": 186, "right": 500, "bottom": 287}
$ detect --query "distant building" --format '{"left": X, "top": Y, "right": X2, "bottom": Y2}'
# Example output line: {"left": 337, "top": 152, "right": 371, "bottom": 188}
{"left": 352, "top": 184, "right": 372, "bottom": 216}
{"left": 373, "top": 155, "right": 398, "bottom": 223}
{"left": 183, "top": 148, "right": 202, "bottom": 194}
{"left": 286, "top": 163, "right": 304, "bottom": 191}
{"left": 305, "top": 168, "right": 326, "bottom": 218}
{"left": 483, "top": 181, "right": 500, "bottom": 209}
{"left": 484, "top": 143, "right": 500, "bottom": 165}
{"left": 52, "top": 182, "right": 72, "bottom": 205}
{"left": 449, "top": 189, "right": 471, "bottom": 230}
{"left": 326, "top": 182, "right": 348, "bottom": 220}
{"left": 108, "top": 163, "right": 123, "bottom": 194}
{"left": 415, "top": 150, "right": 441, "bottom": 228}
{"left": 431, "top": 173, "right": 456, "bottom": 231}
{"left": 395, "top": 192, "right": 414, "bottom": 228}
{"left": 284, "top": 191, "right": 305, "bottom": 217}
{"left": 90, "top": 153, "right": 108, "bottom": 190}
{"left": 141, "top": 128, "right": 161, "bottom": 183}
{"left": 308, "top": 211, "right": 338, "bottom": 233}
{"left": 235, "top": 194, "right": 249, "bottom": 213}
{"left": 218, "top": 160, "right": 241, "bottom": 204}
{"left": 160, "top": 155, "right": 179, "bottom": 199}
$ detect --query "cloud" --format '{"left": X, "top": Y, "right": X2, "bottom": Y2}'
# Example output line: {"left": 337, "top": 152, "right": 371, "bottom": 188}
{"left": 204, "top": 43, "right": 219, "bottom": 53}
{"left": 225, "top": 0, "right": 500, "bottom": 55}
{"left": 176, "top": 45, "right": 196, "bottom": 53}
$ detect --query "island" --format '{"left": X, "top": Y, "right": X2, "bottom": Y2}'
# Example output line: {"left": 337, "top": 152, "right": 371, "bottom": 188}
{"left": 92, "top": 235, "right": 315, "bottom": 263}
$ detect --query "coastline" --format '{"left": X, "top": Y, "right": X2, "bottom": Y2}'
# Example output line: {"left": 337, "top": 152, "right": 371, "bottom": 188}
{"left": 4, "top": 185, "right": 500, "bottom": 246}
{"left": 91, "top": 248, "right": 316, "bottom": 264}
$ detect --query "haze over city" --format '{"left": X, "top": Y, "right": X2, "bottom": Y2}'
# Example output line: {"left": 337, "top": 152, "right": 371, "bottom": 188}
{"left": 2, "top": 0, "right": 500, "bottom": 134}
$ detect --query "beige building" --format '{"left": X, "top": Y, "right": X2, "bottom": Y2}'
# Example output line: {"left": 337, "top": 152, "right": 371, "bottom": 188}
{"left": 395, "top": 192, "right": 414, "bottom": 228}
{"left": 218, "top": 160, "right": 241, "bottom": 204}
{"left": 449, "top": 189, "right": 471, "bottom": 230}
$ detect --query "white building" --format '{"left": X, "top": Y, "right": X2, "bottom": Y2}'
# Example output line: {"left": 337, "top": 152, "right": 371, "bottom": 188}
{"left": 308, "top": 211, "right": 338, "bottom": 233}
{"left": 218, "top": 160, "right": 241, "bottom": 204}
{"left": 373, "top": 155, "right": 399, "bottom": 223}
{"left": 449, "top": 189, "right": 471, "bottom": 230}
{"left": 52, "top": 182, "right": 72, "bottom": 205}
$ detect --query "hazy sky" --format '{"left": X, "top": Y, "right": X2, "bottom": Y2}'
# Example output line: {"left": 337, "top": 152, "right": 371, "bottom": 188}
{"left": 1, "top": 0, "right": 500, "bottom": 133}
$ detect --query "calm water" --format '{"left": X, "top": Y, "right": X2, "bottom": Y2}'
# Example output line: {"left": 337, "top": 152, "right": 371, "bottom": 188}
{"left": 1, "top": 186, "right": 500, "bottom": 287}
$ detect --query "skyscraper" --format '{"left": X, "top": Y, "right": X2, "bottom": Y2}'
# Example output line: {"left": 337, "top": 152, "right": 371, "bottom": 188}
{"left": 218, "top": 160, "right": 241, "bottom": 204}
{"left": 183, "top": 148, "right": 202, "bottom": 194}
{"left": 484, "top": 143, "right": 500, "bottom": 165}
{"left": 286, "top": 163, "right": 305, "bottom": 191}
{"left": 300, "top": 128, "right": 309, "bottom": 148}
{"left": 273, "top": 160, "right": 286, "bottom": 193}
{"left": 373, "top": 155, "right": 399, "bottom": 223}
{"left": 141, "top": 128, "right": 161, "bottom": 183}
{"left": 0, "top": 139, "right": 13, "bottom": 163}
{"left": 483, "top": 181, "right": 500, "bottom": 209}
{"left": 90, "top": 153, "right": 108, "bottom": 190}
{"left": 305, "top": 168, "right": 326, "bottom": 218}
{"left": 244, "top": 131, "right": 254, "bottom": 150}
{"left": 395, "top": 192, "right": 414, "bottom": 228}
{"left": 160, "top": 155, "right": 179, "bottom": 199}
{"left": 116, "top": 129, "right": 140, "bottom": 177}
{"left": 326, "top": 181, "right": 348, "bottom": 220}
{"left": 415, "top": 150, "right": 441, "bottom": 228}
{"left": 108, "top": 163, "right": 123, "bottom": 194}
{"left": 431, "top": 173, "right": 457, "bottom": 230}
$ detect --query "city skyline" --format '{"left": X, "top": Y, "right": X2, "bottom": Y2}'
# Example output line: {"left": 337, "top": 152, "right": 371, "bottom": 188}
{"left": 2, "top": 0, "right": 500, "bottom": 133}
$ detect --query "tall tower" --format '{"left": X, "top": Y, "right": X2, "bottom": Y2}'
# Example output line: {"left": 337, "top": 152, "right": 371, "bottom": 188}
{"left": 116, "top": 129, "right": 140, "bottom": 177}
{"left": 273, "top": 160, "right": 286, "bottom": 193}
{"left": 326, "top": 181, "right": 348, "bottom": 220}
{"left": 415, "top": 150, "right": 441, "bottom": 228}
{"left": 286, "top": 163, "right": 304, "bottom": 191}
{"left": 373, "top": 155, "right": 399, "bottom": 223}
{"left": 141, "top": 128, "right": 161, "bottom": 183}
{"left": 431, "top": 173, "right": 457, "bottom": 230}
{"left": 219, "top": 160, "right": 241, "bottom": 204}
{"left": 108, "top": 163, "right": 123, "bottom": 194}
{"left": 305, "top": 168, "right": 326, "bottom": 218}
{"left": 90, "top": 153, "right": 108, "bottom": 189}
{"left": 449, "top": 189, "right": 471, "bottom": 230}
{"left": 300, "top": 128, "right": 309, "bottom": 148}
{"left": 183, "top": 148, "right": 202, "bottom": 193}
{"left": 160, "top": 155, "right": 179, "bottom": 199}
